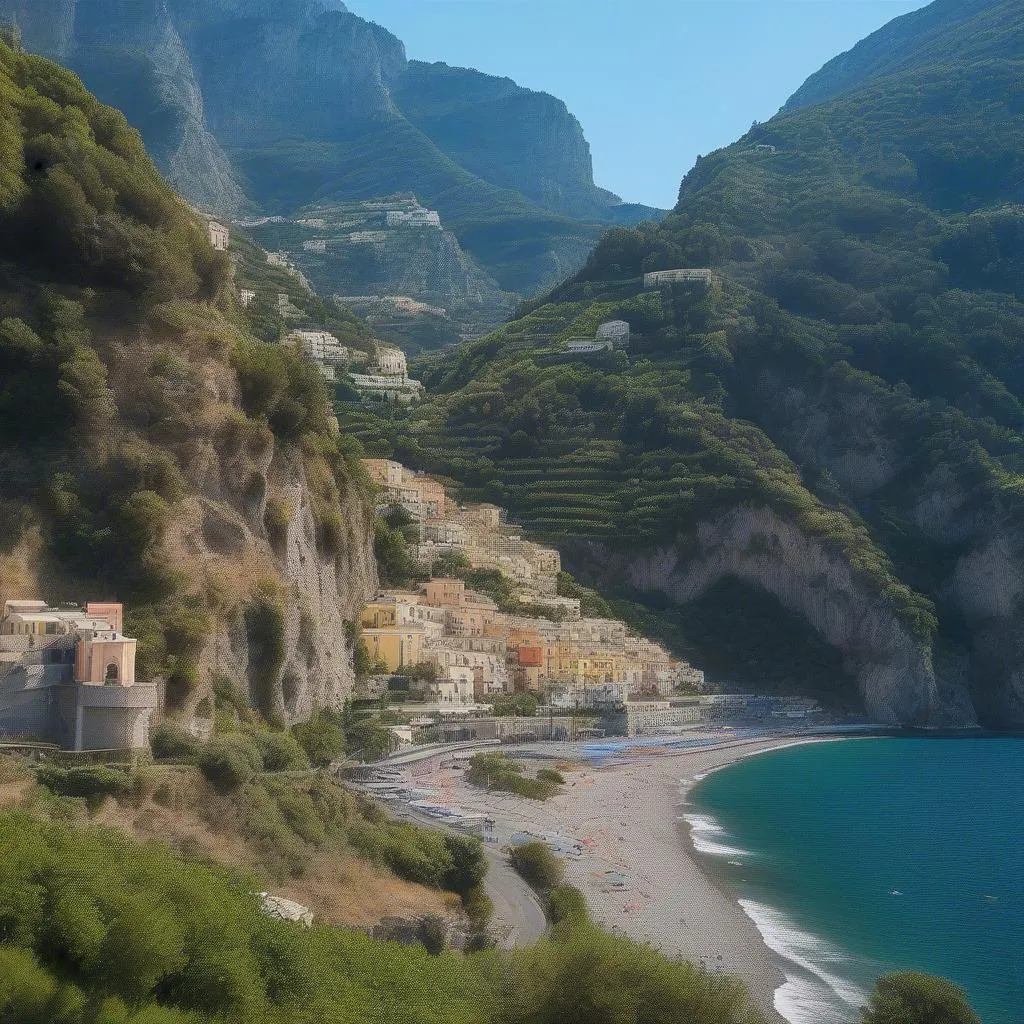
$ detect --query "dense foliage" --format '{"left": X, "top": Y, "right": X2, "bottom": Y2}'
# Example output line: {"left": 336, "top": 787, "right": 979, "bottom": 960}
{"left": 0, "top": 812, "right": 767, "bottom": 1024}
{"left": 860, "top": 972, "right": 981, "bottom": 1024}
{"left": 508, "top": 841, "right": 564, "bottom": 893}
{"left": 339, "top": 0, "right": 1024, "bottom": 722}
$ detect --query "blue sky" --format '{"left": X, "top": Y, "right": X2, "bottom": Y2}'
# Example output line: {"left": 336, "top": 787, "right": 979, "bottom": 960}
{"left": 346, "top": 0, "right": 929, "bottom": 208}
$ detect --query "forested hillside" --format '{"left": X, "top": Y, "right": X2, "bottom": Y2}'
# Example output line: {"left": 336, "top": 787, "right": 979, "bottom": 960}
{"left": 342, "top": 0, "right": 1024, "bottom": 728}
{"left": 0, "top": 34, "right": 377, "bottom": 721}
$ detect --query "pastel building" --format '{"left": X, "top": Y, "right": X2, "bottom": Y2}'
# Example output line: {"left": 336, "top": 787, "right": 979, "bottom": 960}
{"left": 0, "top": 601, "right": 158, "bottom": 751}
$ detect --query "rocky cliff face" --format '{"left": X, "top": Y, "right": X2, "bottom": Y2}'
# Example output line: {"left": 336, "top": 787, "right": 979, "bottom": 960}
{"left": 570, "top": 505, "right": 970, "bottom": 726}
{"left": 83, "top": 303, "right": 379, "bottom": 723}
{"left": 393, "top": 61, "right": 632, "bottom": 223}
{"left": 169, "top": 438, "right": 377, "bottom": 723}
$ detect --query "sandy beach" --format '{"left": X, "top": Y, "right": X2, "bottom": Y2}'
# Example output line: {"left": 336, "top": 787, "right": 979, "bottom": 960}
{"left": 406, "top": 733, "right": 846, "bottom": 1021}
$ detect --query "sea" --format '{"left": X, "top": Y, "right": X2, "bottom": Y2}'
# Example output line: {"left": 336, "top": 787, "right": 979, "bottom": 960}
{"left": 686, "top": 737, "right": 1024, "bottom": 1024}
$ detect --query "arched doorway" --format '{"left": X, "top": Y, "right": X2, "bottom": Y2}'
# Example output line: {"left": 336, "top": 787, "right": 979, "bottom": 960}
{"left": 105, "top": 663, "right": 119, "bottom": 685}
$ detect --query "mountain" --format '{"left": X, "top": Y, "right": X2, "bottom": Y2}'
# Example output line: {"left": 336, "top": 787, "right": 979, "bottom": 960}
{"left": 340, "top": 0, "right": 1024, "bottom": 728}
{"left": 0, "top": 0, "right": 663, "bottom": 344}
{"left": 0, "top": 31, "right": 377, "bottom": 723}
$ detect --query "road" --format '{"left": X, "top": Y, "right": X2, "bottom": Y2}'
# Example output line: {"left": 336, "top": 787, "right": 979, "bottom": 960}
{"left": 481, "top": 844, "right": 548, "bottom": 948}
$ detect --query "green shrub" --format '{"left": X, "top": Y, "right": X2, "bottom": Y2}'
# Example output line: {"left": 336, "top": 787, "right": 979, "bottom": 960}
{"left": 509, "top": 841, "right": 563, "bottom": 893}
{"left": 251, "top": 730, "right": 311, "bottom": 773}
{"left": 36, "top": 765, "right": 132, "bottom": 801}
{"left": 197, "top": 735, "right": 262, "bottom": 791}
{"left": 149, "top": 720, "right": 200, "bottom": 760}
{"left": 292, "top": 711, "right": 345, "bottom": 767}
{"left": 548, "top": 884, "right": 589, "bottom": 927}
{"left": 462, "top": 884, "right": 494, "bottom": 930}
{"left": 467, "top": 753, "right": 559, "bottom": 800}
{"left": 536, "top": 768, "right": 565, "bottom": 785}
{"left": 861, "top": 972, "right": 980, "bottom": 1024}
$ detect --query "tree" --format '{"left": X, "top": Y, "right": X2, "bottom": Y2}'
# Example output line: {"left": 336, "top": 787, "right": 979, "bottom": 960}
{"left": 292, "top": 710, "right": 345, "bottom": 767}
{"left": 861, "top": 973, "right": 981, "bottom": 1024}
{"left": 509, "top": 842, "right": 563, "bottom": 893}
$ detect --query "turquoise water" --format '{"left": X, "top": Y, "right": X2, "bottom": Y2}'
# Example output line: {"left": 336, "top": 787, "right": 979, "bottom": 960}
{"left": 688, "top": 738, "right": 1024, "bottom": 1023}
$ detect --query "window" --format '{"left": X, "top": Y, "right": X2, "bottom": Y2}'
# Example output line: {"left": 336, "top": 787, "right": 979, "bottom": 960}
{"left": 105, "top": 663, "right": 119, "bottom": 685}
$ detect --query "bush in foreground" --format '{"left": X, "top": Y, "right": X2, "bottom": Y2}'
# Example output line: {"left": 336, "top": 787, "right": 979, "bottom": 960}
{"left": 251, "top": 730, "right": 310, "bottom": 772}
{"left": 197, "top": 735, "right": 262, "bottom": 790}
{"left": 861, "top": 972, "right": 980, "bottom": 1024}
{"left": 292, "top": 710, "right": 345, "bottom": 766}
{"left": 149, "top": 720, "right": 200, "bottom": 760}
{"left": 549, "top": 884, "right": 589, "bottom": 927}
{"left": 467, "top": 753, "right": 560, "bottom": 800}
{"left": 509, "top": 841, "right": 564, "bottom": 893}
{"left": 36, "top": 765, "right": 132, "bottom": 802}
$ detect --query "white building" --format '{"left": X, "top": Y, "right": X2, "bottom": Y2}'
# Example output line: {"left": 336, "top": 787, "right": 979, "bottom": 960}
{"left": 208, "top": 221, "right": 229, "bottom": 251}
{"left": 565, "top": 339, "right": 611, "bottom": 355}
{"left": 549, "top": 683, "right": 628, "bottom": 710}
{"left": 302, "top": 239, "right": 327, "bottom": 252}
{"left": 289, "top": 330, "right": 349, "bottom": 365}
{"left": 643, "top": 269, "right": 717, "bottom": 288}
{"left": 239, "top": 289, "right": 256, "bottom": 308}
{"left": 376, "top": 347, "right": 408, "bottom": 377}
{"left": 348, "top": 374, "right": 424, "bottom": 404}
{"left": 386, "top": 209, "right": 442, "bottom": 229}
{"left": 596, "top": 321, "right": 631, "bottom": 347}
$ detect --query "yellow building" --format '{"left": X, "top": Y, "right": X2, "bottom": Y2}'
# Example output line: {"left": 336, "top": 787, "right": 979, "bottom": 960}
{"left": 360, "top": 601, "right": 398, "bottom": 630}
{"left": 362, "top": 625, "right": 426, "bottom": 672}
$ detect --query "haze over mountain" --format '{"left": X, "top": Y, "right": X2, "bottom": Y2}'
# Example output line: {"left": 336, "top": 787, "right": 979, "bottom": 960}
{"left": 345, "top": 0, "right": 1024, "bottom": 729}
{"left": 0, "top": 0, "right": 660, "bottom": 332}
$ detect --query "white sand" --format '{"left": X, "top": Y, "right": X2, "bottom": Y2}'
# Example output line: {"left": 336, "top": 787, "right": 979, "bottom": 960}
{"left": 409, "top": 733, "right": 844, "bottom": 1020}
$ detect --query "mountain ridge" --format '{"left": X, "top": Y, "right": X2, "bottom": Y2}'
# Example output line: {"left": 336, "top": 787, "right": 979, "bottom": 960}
{"left": 341, "top": 0, "right": 1024, "bottom": 728}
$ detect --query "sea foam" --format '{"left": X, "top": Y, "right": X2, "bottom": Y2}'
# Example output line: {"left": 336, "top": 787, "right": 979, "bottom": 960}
{"left": 738, "top": 898, "right": 868, "bottom": 1024}
{"left": 681, "top": 812, "right": 750, "bottom": 858}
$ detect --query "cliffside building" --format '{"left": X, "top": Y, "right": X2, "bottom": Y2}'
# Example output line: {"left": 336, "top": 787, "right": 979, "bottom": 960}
{"left": 596, "top": 320, "right": 630, "bottom": 347}
{"left": 643, "top": 269, "right": 717, "bottom": 288}
{"left": 376, "top": 347, "right": 408, "bottom": 377}
{"left": 0, "top": 601, "right": 158, "bottom": 751}
{"left": 208, "top": 221, "right": 229, "bottom": 251}
{"left": 289, "top": 330, "right": 349, "bottom": 365}
{"left": 386, "top": 209, "right": 441, "bottom": 229}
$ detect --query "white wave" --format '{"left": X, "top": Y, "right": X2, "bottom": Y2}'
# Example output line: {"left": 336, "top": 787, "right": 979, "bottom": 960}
{"left": 681, "top": 812, "right": 750, "bottom": 858}
{"left": 738, "top": 898, "right": 867, "bottom": 1024}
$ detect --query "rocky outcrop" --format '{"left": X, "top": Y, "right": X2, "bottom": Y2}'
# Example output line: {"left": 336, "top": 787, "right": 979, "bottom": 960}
{"left": 572, "top": 504, "right": 974, "bottom": 726}
{"left": 157, "top": 352, "right": 377, "bottom": 722}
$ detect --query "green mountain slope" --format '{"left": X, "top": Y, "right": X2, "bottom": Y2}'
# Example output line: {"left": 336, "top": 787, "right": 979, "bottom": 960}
{"left": 341, "top": 0, "right": 1024, "bottom": 728}
{"left": 0, "top": 33, "right": 378, "bottom": 720}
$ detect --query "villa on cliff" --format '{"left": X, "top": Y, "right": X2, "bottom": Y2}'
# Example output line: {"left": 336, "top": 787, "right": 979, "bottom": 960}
{"left": 0, "top": 601, "right": 158, "bottom": 751}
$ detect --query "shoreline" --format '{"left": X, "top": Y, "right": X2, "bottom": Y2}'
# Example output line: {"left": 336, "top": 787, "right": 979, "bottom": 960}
{"left": 406, "top": 731, "right": 854, "bottom": 1022}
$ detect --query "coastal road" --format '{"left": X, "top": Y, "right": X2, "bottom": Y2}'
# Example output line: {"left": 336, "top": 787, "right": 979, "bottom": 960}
{"left": 481, "top": 844, "right": 548, "bottom": 948}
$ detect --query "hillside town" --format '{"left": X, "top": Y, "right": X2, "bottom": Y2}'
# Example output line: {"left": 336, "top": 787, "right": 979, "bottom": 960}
{"left": 358, "top": 459, "right": 716, "bottom": 725}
